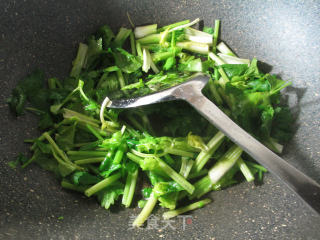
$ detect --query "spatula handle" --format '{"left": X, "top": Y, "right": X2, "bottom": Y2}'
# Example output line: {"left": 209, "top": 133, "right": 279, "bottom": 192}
{"left": 184, "top": 91, "right": 320, "bottom": 214}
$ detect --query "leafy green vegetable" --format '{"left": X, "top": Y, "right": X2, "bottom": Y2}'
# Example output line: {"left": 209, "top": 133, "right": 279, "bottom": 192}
{"left": 8, "top": 18, "right": 294, "bottom": 227}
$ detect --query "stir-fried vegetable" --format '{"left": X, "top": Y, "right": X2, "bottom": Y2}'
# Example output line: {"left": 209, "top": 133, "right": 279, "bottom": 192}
{"left": 7, "top": 18, "right": 292, "bottom": 227}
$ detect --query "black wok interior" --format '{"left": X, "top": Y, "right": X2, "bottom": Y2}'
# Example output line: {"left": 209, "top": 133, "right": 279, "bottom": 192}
{"left": 1, "top": 1, "right": 320, "bottom": 239}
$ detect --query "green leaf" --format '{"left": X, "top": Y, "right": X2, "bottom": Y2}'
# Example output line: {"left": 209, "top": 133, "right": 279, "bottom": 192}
{"left": 178, "top": 58, "right": 202, "bottom": 72}
{"left": 142, "top": 187, "right": 153, "bottom": 199}
{"left": 97, "top": 25, "right": 115, "bottom": 48}
{"left": 203, "top": 26, "right": 214, "bottom": 34}
{"left": 71, "top": 171, "right": 101, "bottom": 185}
{"left": 153, "top": 181, "right": 184, "bottom": 197}
{"left": 7, "top": 86, "right": 26, "bottom": 115}
{"left": 97, "top": 182, "right": 124, "bottom": 209}
{"left": 8, "top": 153, "right": 29, "bottom": 169}
{"left": 221, "top": 64, "right": 248, "bottom": 79}
{"left": 55, "top": 121, "right": 78, "bottom": 151}
{"left": 34, "top": 152, "right": 60, "bottom": 177}
{"left": 271, "top": 107, "right": 293, "bottom": 142}
{"left": 38, "top": 113, "right": 54, "bottom": 130}
{"left": 158, "top": 192, "right": 177, "bottom": 209}
{"left": 113, "top": 48, "right": 142, "bottom": 74}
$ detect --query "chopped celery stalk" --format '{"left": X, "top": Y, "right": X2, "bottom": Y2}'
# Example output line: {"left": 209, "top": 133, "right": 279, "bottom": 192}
{"left": 158, "top": 20, "right": 190, "bottom": 32}
{"left": 208, "top": 78, "right": 223, "bottom": 105}
{"left": 114, "top": 27, "right": 132, "bottom": 46}
{"left": 85, "top": 172, "right": 121, "bottom": 197}
{"left": 86, "top": 124, "right": 103, "bottom": 141}
{"left": 157, "top": 157, "right": 195, "bottom": 194}
{"left": 159, "top": 28, "right": 170, "bottom": 46}
{"left": 179, "top": 158, "right": 188, "bottom": 175}
{"left": 208, "top": 52, "right": 226, "bottom": 65}
{"left": 129, "top": 32, "right": 136, "bottom": 55}
{"left": 237, "top": 157, "right": 254, "bottom": 182}
{"left": 218, "top": 68, "right": 230, "bottom": 84}
{"left": 193, "top": 131, "right": 225, "bottom": 173}
{"left": 63, "top": 108, "right": 100, "bottom": 126}
{"left": 218, "top": 53, "right": 250, "bottom": 65}
{"left": 67, "top": 151, "right": 107, "bottom": 157}
{"left": 116, "top": 70, "right": 126, "bottom": 89}
{"left": 70, "top": 43, "right": 88, "bottom": 78}
{"left": 184, "top": 160, "right": 194, "bottom": 178}
{"left": 216, "top": 42, "right": 236, "bottom": 56}
{"left": 168, "top": 18, "right": 200, "bottom": 32}
{"left": 126, "top": 152, "right": 143, "bottom": 164}
{"left": 189, "top": 175, "right": 213, "bottom": 200}
{"left": 74, "top": 157, "right": 105, "bottom": 165}
{"left": 163, "top": 198, "right": 211, "bottom": 219}
{"left": 61, "top": 180, "right": 87, "bottom": 193}
{"left": 187, "top": 169, "right": 208, "bottom": 180}
{"left": 133, "top": 192, "right": 158, "bottom": 227}
{"left": 122, "top": 168, "right": 139, "bottom": 207}
{"left": 137, "top": 34, "right": 161, "bottom": 44}
{"left": 136, "top": 42, "right": 143, "bottom": 57}
{"left": 142, "top": 48, "right": 151, "bottom": 72}
{"left": 212, "top": 19, "right": 220, "bottom": 53}
{"left": 176, "top": 41, "right": 209, "bottom": 54}
{"left": 185, "top": 27, "right": 213, "bottom": 45}
{"left": 134, "top": 24, "right": 157, "bottom": 39}
{"left": 151, "top": 51, "right": 175, "bottom": 63}
{"left": 165, "top": 148, "right": 195, "bottom": 158}
{"left": 208, "top": 145, "right": 243, "bottom": 184}
{"left": 142, "top": 48, "right": 159, "bottom": 73}
{"left": 264, "top": 137, "right": 284, "bottom": 154}
{"left": 43, "top": 132, "right": 71, "bottom": 164}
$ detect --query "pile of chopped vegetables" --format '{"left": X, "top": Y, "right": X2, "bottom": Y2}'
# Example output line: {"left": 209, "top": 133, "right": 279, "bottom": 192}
{"left": 7, "top": 18, "right": 293, "bottom": 227}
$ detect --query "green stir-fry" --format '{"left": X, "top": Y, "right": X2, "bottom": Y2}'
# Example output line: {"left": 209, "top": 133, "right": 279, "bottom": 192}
{"left": 7, "top": 18, "right": 293, "bottom": 227}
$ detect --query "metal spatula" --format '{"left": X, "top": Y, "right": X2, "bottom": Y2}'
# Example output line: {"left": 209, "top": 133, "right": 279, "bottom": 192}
{"left": 107, "top": 74, "right": 320, "bottom": 214}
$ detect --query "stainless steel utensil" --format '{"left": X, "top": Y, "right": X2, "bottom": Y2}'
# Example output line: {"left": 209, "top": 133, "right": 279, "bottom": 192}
{"left": 108, "top": 74, "right": 320, "bottom": 214}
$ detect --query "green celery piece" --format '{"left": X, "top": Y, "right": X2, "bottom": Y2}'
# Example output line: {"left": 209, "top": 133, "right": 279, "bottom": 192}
{"left": 56, "top": 121, "right": 78, "bottom": 151}
{"left": 122, "top": 168, "right": 139, "bottom": 208}
{"left": 74, "top": 157, "right": 105, "bottom": 165}
{"left": 134, "top": 24, "right": 157, "bottom": 39}
{"left": 208, "top": 145, "right": 243, "bottom": 184}
{"left": 97, "top": 25, "right": 115, "bottom": 47}
{"left": 157, "top": 157, "right": 194, "bottom": 194}
{"left": 72, "top": 171, "right": 101, "bottom": 185}
{"left": 133, "top": 192, "right": 158, "bottom": 227}
{"left": 163, "top": 198, "right": 211, "bottom": 219}
{"left": 113, "top": 48, "right": 142, "bottom": 74}
{"left": 193, "top": 131, "right": 225, "bottom": 173}
{"left": 178, "top": 58, "right": 203, "bottom": 72}
{"left": 237, "top": 157, "right": 254, "bottom": 182}
{"left": 7, "top": 70, "right": 45, "bottom": 115}
{"left": 212, "top": 20, "right": 220, "bottom": 53}
{"left": 137, "top": 33, "right": 161, "bottom": 44}
{"left": 61, "top": 180, "right": 88, "bottom": 193}
{"left": 157, "top": 20, "right": 190, "bottom": 32}
{"left": 70, "top": 43, "right": 88, "bottom": 77}
{"left": 85, "top": 172, "right": 121, "bottom": 197}
{"left": 97, "top": 182, "right": 124, "bottom": 209}
{"left": 113, "top": 27, "right": 132, "bottom": 47}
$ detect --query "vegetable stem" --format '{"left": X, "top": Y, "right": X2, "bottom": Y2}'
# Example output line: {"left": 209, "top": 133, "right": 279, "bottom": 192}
{"left": 208, "top": 145, "right": 243, "bottom": 184}
{"left": 193, "top": 131, "right": 225, "bottom": 173}
{"left": 133, "top": 192, "right": 158, "bottom": 227}
{"left": 163, "top": 198, "right": 211, "bottom": 219}
{"left": 212, "top": 19, "right": 220, "bottom": 53}
{"left": 85, "top": 172, "right": 121, "bottom": 197}
{"left": 122, "top": 168, "right": 138, "bottom": 207}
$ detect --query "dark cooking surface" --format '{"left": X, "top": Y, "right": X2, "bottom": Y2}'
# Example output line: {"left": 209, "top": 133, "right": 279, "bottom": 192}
{"left": 1, "top": 0, "right": 320, "bottom": 239}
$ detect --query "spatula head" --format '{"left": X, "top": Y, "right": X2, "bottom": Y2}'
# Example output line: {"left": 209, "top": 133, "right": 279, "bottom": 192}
{"left": 108, "top": 74, "right": 210, "bottom": 109}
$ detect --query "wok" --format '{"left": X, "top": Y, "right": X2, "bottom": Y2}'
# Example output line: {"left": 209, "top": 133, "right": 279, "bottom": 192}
{"left": 1, "top": 0, "right": 320, "bottom": 239}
